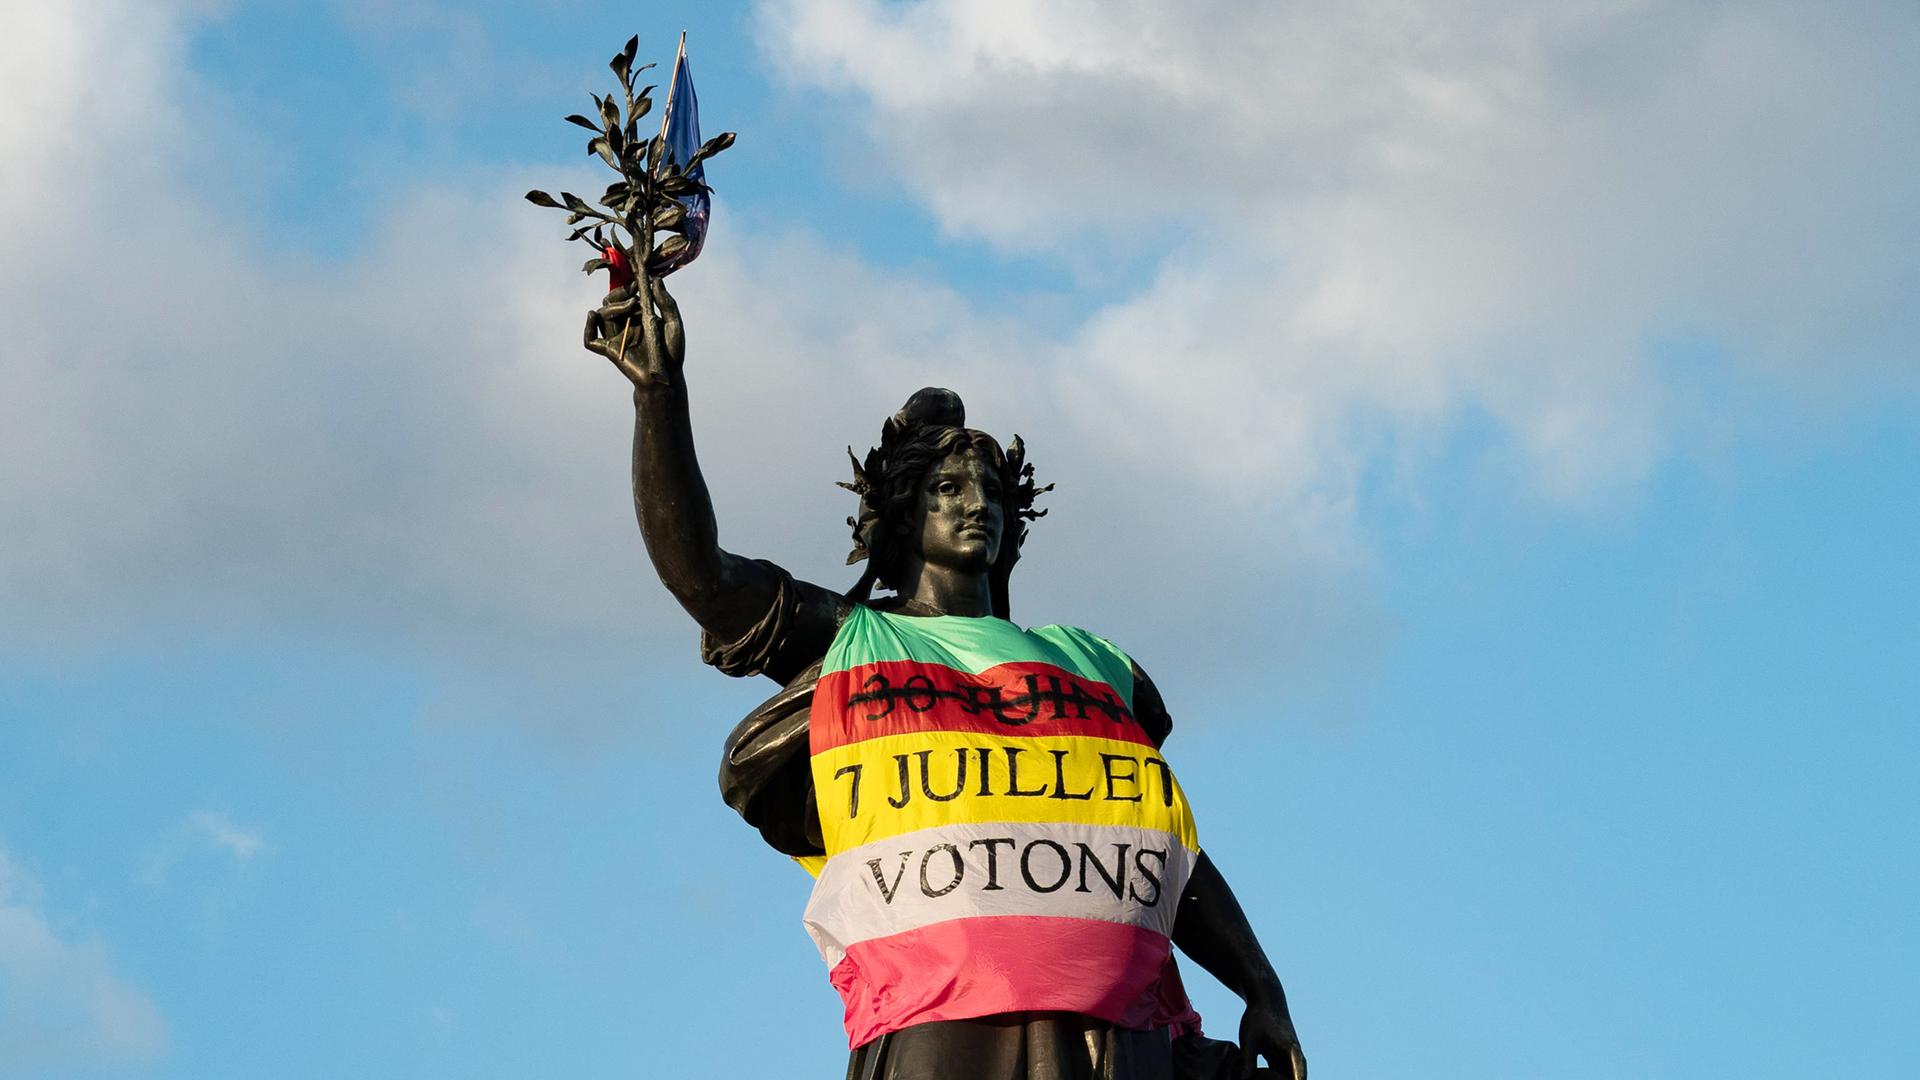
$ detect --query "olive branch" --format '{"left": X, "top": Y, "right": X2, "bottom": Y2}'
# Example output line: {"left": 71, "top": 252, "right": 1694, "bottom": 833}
{"left": 524, "top": 35, "right": 736, "bottom": 281}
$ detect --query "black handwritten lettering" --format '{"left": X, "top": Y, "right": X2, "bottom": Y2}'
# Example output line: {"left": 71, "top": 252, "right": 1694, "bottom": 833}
{"left": 844, "top": 669, "right": 1136, "bottom": 729}
{"left": 916, "top": 748, "right": 967, "bottom": 802}
{"left": 902, "top": 673, "right": 938, "bottom": 713}
{"left": 968, "top": 837, "right": 1015, "bottom": 891}
{"left": 868, "top": 851, "right": 913, "bottom": 904}
{"left": 1100, "top": 753, "right": 1141, "bottom": 802}
{"left": 1027, "top": 675, "right": 1061, "bottom": 719}
{"left": 833, "top": 763, "right": 864, "bottom": 818}
{"left": 886, "top": 754, "right": 912, "bottom": 809}
{"left": 960, "top": 685, "right": 995, "bottom": 717}
{"left": 859, "top": 672, "right": 894, "bottom": 720}
{"left": 990, "top": 686, "right": 1038, "bottom": 726}
{"left": 1075, "top": 842, "right": 1130, "bottom": 898}
{"left": 974, "top": 747, "right": 994, "bottom": 797}
{"left": 1058, "top": 677, "right": 1089, "bottom": 719}
{"left": 919, "top": 844, "right": 964, "bottom": 897}
{"left": 1048, "top": 748, "right": 1093, "bottom": 800}
{"left": 1020, "top": 838, "right": 1072, "bottom": 893}
{"left": 1144, "top": 757, "right": 1174, "bottom": 807}
{"left": 1041, "top": 674, "right": 1094, "bottom": 720}
{"left": 1130, "top": 847, "right": 1167, "bottom": 906}
{"left": 1003, "top": 748, "right": 1049, "bottom": 797}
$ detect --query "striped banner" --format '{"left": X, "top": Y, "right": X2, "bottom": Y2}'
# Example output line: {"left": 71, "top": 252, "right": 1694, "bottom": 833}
{"left": 802, "top": 607, "right": 1202, "bottom": 1047}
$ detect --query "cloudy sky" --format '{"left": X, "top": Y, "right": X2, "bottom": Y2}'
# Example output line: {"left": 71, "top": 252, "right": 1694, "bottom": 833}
{"left": 2, "top": 1, "right": 1915, "bottom": 1076}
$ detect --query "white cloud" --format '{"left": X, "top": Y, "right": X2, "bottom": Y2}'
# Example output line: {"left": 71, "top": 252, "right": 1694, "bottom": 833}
{"left": 759, "top": 0, "right": 1920, "bottom": 503}
{"left": 187, "top": 811, "right": 266, "bottom": 861}
{"left": 0, "top": 0, "right": 1382, "bottom": 690}
{"left": 6, "top": 1, "right": 1911, "bottom": 718}
{"left": 140, "top": 811, "right": 268, "bottom": 887}
{"left": 0, "top": 848, "right": 169, "bottom": 1071}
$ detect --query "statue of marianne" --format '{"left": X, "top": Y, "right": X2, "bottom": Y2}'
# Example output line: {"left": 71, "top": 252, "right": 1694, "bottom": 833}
{"left": 584, "top": 272, "right": 1307, "bottom": 1080}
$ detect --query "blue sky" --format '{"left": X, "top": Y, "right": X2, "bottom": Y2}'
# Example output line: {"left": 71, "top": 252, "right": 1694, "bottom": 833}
{"left": 1, "top": 2, "right": 1915, "bottom": 1077}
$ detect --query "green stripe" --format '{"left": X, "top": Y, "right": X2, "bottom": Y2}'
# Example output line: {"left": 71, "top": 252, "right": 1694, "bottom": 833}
{"left": 822, "top": 606, "right": 1135, "bottom": 709}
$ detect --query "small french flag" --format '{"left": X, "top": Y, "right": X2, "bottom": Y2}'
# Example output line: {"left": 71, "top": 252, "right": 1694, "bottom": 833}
{"left": 655, "top": 31, "right": 710, "bottom": 275}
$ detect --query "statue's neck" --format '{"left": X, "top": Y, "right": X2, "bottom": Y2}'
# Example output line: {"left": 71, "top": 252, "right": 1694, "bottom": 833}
{"left": 892, "top": 559, "right": 994, "bottom": 618}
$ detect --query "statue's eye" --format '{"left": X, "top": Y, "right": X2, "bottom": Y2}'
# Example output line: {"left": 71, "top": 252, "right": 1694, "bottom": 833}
{"left": 936, "top": 481, "right": 959, "bottom": 495}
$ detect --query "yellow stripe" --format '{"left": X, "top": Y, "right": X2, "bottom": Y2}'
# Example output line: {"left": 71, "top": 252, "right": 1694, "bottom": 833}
{"left": 810, "top": 731, "right": 1199, "bottom": 855}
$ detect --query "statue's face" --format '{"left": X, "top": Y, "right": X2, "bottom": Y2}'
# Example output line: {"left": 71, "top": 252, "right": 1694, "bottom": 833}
{"left": 908, "top": 447, "right": 1005, "bottom": 573}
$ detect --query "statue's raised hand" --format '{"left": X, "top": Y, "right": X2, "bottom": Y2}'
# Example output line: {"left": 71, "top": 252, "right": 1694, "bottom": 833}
{"left": 584, "top": 273, "right": 684, "bottom": 388}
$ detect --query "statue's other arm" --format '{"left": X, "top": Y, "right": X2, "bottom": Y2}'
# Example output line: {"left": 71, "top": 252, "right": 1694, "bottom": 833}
{"left": 585, "top": 278, "right": 845, "bottom": 668}
{"left": 1174, "top": 856, "right": 1306, "bottom": 1080}
{"left": 1133, "top": 665, "right": 1306, "bottom": 1080}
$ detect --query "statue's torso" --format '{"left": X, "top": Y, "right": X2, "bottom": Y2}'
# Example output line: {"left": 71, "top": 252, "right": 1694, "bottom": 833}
{"left": 802, "top": 607, "right": 1202, "bottom": 1048}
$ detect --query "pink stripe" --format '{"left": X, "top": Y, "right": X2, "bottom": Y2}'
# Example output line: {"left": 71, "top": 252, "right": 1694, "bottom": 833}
{"left": 829, "top": 915, "right": 1177, "bottom": 1048}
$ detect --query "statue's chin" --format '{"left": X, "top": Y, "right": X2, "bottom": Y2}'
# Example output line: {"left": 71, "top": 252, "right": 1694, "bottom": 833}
{"left": 937, "top": 553, "right": 996, "bottom": 576}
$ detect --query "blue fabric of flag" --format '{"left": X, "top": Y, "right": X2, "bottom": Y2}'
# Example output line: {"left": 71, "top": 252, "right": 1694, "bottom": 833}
{"left": 657, "top": 42, "right": 709, "bottom": 275}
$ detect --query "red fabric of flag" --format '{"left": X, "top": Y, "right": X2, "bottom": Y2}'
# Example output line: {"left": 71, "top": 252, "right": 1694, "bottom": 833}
{"left": 603, "top": 244, "right": 634, "bottom": 292}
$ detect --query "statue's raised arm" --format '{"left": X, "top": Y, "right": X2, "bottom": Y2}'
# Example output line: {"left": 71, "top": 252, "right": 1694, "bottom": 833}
{"left": 585, "top": 274, "right": 846, "bottom": 678}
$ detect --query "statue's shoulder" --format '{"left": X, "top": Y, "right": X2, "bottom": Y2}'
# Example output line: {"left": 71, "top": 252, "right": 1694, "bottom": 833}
{"left": 1028, "top": 623, "right": 1177, "bottom": 748}
{"left": 1027, "top": 623, "right": 1135, "bottom": 696}
{"left": 1031, "top": 621, "right": 1126, "bottom": 650}
{"left": 1028, "top": 621, "right": 1130, "bottom": 659}
{"left": 702, "top": 561, "right": 854, "bottom": 684}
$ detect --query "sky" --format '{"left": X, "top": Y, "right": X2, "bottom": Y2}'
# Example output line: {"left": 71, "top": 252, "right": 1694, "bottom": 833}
{"left": 1, "top": 1, "right": 1915, "bottom": 1077}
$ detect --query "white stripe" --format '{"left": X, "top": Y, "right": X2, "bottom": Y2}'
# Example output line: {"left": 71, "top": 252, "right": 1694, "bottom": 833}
{"left": 802, "top": 820, "right": 1195, "bottom": 969}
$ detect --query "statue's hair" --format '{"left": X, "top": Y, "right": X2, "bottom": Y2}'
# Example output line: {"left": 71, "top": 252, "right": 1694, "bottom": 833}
{"left": 839, "top": 387, "right": 1050, "bottom": 619}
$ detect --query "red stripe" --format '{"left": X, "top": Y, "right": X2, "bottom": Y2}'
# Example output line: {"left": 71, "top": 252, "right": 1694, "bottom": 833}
{"left": 829, "top": 916, "right": 1174, "bottom": 1048}
{"left": 811, "top": 661, "right": 1151, "bottom": 754}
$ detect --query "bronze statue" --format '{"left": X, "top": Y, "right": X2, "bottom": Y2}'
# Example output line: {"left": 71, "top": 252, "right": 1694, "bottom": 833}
{"left": 544, "top": 34, "right": 1307, "bottom": 1080}
{"left": 578, "top": 273, "right": 1307, "bottom": 1080}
